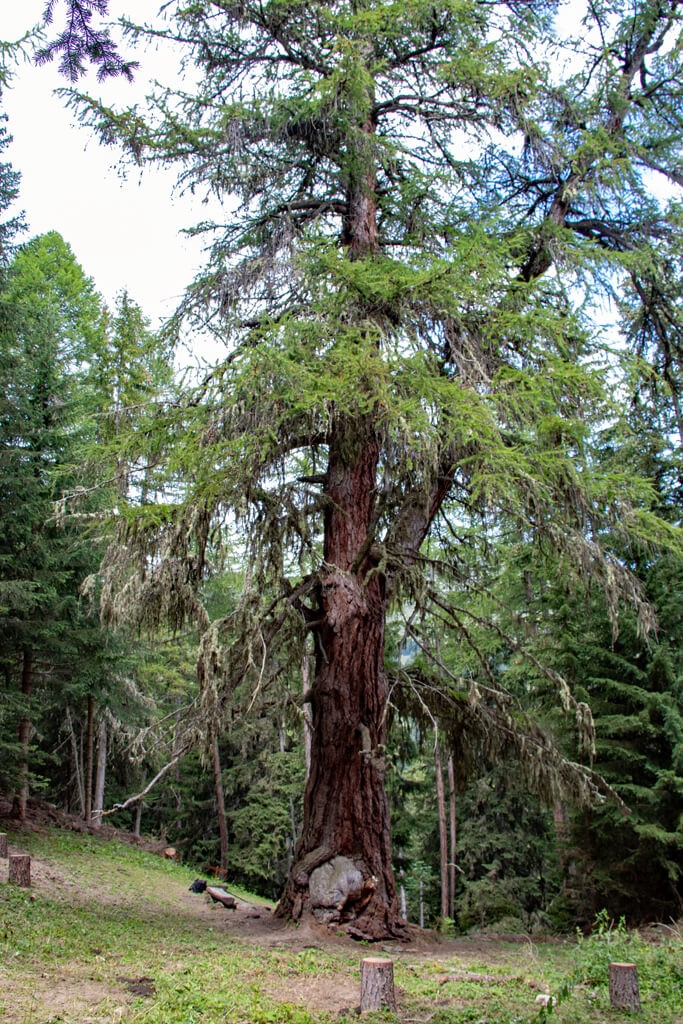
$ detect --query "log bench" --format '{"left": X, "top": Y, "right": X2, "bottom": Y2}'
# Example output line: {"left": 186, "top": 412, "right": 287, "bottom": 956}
{"left": 206, "top": 886, "right": 237, "bottom": 909}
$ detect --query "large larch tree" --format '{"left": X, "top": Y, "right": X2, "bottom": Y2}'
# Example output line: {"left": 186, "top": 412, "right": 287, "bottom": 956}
{"left": 71, "top": 0, "right": 683, "bottom": 938}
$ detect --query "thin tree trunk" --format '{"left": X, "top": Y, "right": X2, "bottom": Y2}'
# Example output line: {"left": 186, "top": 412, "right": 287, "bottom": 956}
{"left": 84, "top": 695, "right": 95, "bottom": 822}
{"left": 65, "top": 705, "right": 85, "bottom": 817}
{"left": 212, "top": 737, "right": 229, "bottom": 877}
{"left": 302, "top": 649, "right": 313, "bottom": 780}
{"left": 132, "top": 771, "right": 146, "bottom": 837}
{"left": 91, "top": 716, "right": 107, "bottom": 829}
{"left": 133, "top": 796, "right": 143, "bottom": 838}
{"left": 12, "top": 647, "right": 33, "bottom": 821}
{"left": 435, "top": 733, "right": 449, "bottom": 922}
{"left": 447, "top": 754, "right": 457, "bottom": 921}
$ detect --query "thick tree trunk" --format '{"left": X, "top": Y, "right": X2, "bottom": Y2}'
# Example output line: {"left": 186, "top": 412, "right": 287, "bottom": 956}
{"left": 278, "top": 422, "right": 401, "bottom": 939}
{"left": 12, "top": 647, "right": 33, "bottom": 821}
{"left": 278, "top": 101, "right": 402, "bottom": 939}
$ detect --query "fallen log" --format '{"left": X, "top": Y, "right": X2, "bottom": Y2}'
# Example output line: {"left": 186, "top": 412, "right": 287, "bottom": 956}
{"left": 206, "top": 886, "right": 237, "bottom": 909}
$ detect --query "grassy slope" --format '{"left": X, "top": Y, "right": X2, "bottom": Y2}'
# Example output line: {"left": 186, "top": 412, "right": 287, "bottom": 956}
{"left": 0, "top": 825, "right": 681, "bottom": 1024}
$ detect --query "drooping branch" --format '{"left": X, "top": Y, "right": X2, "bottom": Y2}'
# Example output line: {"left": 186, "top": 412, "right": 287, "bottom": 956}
{"left": 99, "top": 744, "right": 190, "bottom": 816}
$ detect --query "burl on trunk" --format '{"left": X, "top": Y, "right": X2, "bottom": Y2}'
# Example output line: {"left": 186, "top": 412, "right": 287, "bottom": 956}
{"left": 277, "top": 424, "right": 402, "bottom": 940}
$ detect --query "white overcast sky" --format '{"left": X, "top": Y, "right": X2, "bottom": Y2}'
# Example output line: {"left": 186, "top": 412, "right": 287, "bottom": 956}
{"left": 2, "top": 1, "right": 207, "bottom": 330}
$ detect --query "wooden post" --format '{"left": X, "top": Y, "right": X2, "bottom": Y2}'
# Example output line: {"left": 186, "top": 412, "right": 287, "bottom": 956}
{"left": 360, "top": 958, "right": 396, "bottom": 1013}
{"left": 609, "top": 962, "right": 641, "bottom": 1012}
{"left": 8, "top": 854, "right": 31, "bottom": 887}
{"left": 0, "top": 833, "right": 8, "bottom": 858}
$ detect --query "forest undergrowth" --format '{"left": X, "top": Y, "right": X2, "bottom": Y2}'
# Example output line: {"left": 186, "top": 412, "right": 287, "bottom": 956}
{"left": 0, "top": 818, "right": 680, "bottom": 1024}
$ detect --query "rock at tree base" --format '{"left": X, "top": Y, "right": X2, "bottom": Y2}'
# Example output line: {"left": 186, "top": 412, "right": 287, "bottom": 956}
{"left": 309, "top": 856, "right": 363, "bottom": 921}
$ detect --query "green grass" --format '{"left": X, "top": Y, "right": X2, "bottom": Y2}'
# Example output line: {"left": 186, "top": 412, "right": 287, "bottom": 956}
{"left": 1, "top": 826, "right": 681, "bottom": 1024}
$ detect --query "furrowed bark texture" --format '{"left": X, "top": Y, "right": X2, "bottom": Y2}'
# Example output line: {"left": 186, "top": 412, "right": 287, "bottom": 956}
{"left": 278, "top": 423, "right": 400, "bottom": 938}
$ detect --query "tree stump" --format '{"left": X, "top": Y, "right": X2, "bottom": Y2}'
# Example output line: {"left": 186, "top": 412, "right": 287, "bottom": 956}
{"left": 609, "top": 962, "right": 641, "bottom": 1012}
{"left": 0, "top": 833, "right": 8, "bottom": 858}
{"left": 8, "top": 854, "right": 31, "bottom": 887}
{"left": 360, "top": 957, "right": 396, "bottom": 1013}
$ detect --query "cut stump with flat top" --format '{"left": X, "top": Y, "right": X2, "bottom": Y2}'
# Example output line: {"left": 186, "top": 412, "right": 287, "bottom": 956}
{"left": 8, "top": 854, "right": 31, "bottom": 887}
{"left": 0, "top": 833, "right": 7, "bottom": 858}
{"left": 609, "top": 962, "right": 641, "bottom": 1012}
{"left": 360, "top": 957, "right": 396, "bottom": 1013}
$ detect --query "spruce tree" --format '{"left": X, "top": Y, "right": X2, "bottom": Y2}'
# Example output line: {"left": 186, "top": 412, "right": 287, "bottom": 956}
{"left": 0, "top": 232, "right": 108, "bottom": 815}
{"left": 68, "top": 0, "right": 683, "bottom": 937}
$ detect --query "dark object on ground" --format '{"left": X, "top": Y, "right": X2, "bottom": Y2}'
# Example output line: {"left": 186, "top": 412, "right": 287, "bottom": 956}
{"left": 206, "top": 885, "right": 237, "bottom": 909}
{"left": 189, "top": 878, "right": 207, "bottom": 893}
{"left": 117, "top": 976, "right": 156, "bottom": 998}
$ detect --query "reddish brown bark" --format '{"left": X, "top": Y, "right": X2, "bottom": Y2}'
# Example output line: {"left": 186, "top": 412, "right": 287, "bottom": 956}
{"left": 278, "top": 421, "right": 401, "bottom": 939}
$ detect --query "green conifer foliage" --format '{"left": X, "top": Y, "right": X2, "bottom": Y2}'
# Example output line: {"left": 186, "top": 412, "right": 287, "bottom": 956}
{"left": 0, "top": 232, "right": 108, "bottom": 812}
{"left": 69, "top": 1, "right": 683, "bottom": 936}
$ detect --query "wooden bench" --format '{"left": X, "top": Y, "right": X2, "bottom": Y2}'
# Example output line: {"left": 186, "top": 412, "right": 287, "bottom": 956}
{"left": 206, "top": 886, "right": 237, "bottom": 909}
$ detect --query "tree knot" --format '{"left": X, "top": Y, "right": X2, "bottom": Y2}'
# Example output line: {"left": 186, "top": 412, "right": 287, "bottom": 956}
{"left": 321, "top": 566, "right": 367, "bottom": 629}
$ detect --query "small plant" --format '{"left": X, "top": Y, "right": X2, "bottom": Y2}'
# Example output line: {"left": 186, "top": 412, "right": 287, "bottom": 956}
{"left": 573, "top": 909, "right": 635, "bottom": 985}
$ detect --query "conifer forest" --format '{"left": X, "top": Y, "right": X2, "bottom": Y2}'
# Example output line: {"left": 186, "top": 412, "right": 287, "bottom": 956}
{"left": 1, "top": 0, "right": 682, "bottom": 942}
